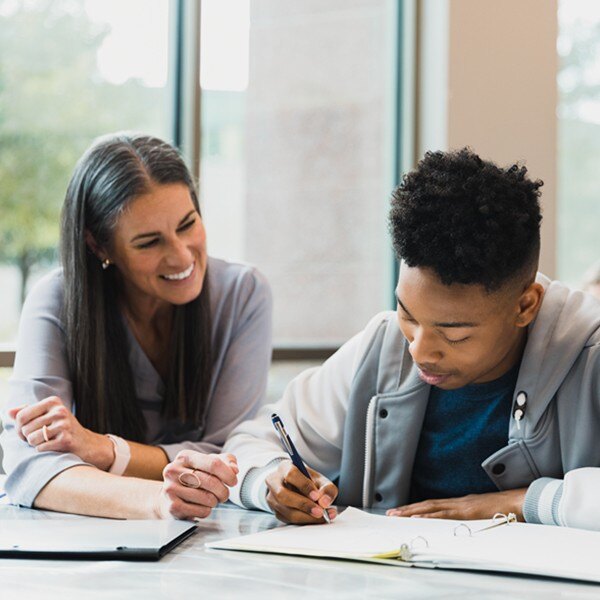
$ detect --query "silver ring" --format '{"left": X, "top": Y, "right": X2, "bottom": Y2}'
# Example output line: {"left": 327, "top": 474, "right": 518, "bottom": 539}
{"left": 42, "top": 424, "right": 50, "bottom": 443}
{"left": 178, "top": 469, "right": 202, "bottom": 489}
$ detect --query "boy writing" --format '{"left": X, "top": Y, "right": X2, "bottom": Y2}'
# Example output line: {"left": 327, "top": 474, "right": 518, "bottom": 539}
{"left": 225, "top": 148, "right": 600, "bottom": 529}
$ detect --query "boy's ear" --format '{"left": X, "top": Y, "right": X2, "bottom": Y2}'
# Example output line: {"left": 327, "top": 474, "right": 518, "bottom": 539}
{"left": 84, "top": 229, "right": 107, "bottom": 261}
{"left": 515, "top": 282, "right": 544, "bottom": 327}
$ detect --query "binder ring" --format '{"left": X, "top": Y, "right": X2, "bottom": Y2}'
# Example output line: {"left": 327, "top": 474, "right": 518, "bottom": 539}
{"left": 398, "top": 537, "right": 429, "bottom": 561}
{"left": 410, "top": 536, "right": 429, "bottom": 549}
{"left": 493, "top": 512, "right": 517, "bottom": 525}
{"left": 453, "top": 523, "right": 472, "bottom": 537}
{"left": 470, "top": 512, "right": 519, "bottom": 535}
{"left": 398, "top": 543, "right": 412, "bottom": 561}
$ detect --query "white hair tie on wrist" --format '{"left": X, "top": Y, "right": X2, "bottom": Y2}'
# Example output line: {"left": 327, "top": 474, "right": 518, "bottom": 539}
{"left": 106, "top": 434, "right": 131, "bottom": 475}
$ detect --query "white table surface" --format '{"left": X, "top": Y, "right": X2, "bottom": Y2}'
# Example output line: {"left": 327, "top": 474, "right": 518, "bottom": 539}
{"left": 1, "top": 502, "right": 600, "bottom": 599}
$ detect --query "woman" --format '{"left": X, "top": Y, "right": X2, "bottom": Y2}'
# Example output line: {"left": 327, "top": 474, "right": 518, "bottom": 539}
{"left": 0, "top": 132, "right": 272, "bottom": 519}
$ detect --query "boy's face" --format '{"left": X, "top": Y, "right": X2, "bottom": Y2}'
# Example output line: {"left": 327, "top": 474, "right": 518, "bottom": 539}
{"left": 396, "top": 265, "right": 542, "bottom": 390}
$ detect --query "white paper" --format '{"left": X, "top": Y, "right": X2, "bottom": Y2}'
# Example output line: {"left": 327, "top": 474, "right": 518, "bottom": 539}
{"left": 208, "top": 507, "right": 488, "bottom": 557}
{"left": 208, "top": 507, "right": 600, "bottom": 583}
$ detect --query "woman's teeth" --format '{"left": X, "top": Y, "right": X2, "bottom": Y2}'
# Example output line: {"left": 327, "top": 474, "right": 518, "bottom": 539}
{"left": 162, "top": 263, "right": 194, "bottom": 281}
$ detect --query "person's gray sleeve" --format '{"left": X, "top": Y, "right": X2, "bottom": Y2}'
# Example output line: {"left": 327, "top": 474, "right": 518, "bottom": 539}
{"left": 522, "top": 477, "right": 564, "bottom": 525}
{"left": 523, "top": 344, "right": 600, "bottom": 529}
{"left": 159, "top": 268, "right": 273, "bottom": 459}
{"left": 0, "top": 273, "right": 90, "bottom": 507}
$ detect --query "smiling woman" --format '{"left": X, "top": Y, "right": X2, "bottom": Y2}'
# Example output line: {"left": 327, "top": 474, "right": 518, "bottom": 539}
{"left": 0, "top": 133, "right": 272, "bottom": 520}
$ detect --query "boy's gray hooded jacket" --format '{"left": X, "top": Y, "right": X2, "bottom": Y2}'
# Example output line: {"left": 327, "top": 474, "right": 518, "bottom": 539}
{"left": 226, "top": 274, "right": 600, "bottom": 529}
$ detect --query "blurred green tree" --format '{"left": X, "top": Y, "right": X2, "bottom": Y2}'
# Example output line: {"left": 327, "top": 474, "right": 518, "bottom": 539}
{"left": 0, "top": 0, "right": 165, "bottom": 306}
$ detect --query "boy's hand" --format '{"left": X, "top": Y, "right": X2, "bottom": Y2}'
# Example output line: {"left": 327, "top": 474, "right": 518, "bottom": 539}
{"left": 386, "top": 488, "right": 527, "bottom": 521}
{"left": 265, "top": 459, "right": 338, "bottom": 524}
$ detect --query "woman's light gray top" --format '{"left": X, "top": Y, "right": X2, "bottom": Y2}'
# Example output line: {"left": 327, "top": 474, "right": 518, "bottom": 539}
{"left": 0, "top": 256, "right": 272, "bottom": 507}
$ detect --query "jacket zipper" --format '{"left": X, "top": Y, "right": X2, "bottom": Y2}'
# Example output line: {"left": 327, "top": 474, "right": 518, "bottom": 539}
{"left": 362, "top": 396, "right": 378, "bottom": 507}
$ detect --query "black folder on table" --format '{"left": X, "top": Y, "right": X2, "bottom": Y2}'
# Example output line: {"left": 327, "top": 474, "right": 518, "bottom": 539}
{"left": 0, "top": 518, "right": 197, "bottom": 561}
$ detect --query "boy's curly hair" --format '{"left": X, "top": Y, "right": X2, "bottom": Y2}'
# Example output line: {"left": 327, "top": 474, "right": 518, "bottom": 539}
{"left": 389, "top": 148, "right": 543, "bottom": 291}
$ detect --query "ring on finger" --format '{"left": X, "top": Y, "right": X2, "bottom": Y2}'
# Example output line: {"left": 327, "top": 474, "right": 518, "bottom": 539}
{"left": 178, "top": 468, "right": 202, "bottom": 489}
{"left": 42, "top": 424, "right": 50, "bottom": 443}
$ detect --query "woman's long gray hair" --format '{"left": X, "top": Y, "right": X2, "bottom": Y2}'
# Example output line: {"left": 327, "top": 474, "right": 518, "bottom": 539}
{"left": 60, "top": 132, "right": 212, "bottom": 441}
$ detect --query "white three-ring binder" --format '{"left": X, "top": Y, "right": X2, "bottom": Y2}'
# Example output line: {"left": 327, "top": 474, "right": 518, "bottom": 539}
{"left": 208, "top": 507, "right": 600, "bottom": 584}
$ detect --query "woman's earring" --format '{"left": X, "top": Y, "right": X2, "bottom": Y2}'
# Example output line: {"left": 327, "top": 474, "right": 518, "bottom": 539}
{"left": 102, "top": 258, "right": 111, "bottom": 270}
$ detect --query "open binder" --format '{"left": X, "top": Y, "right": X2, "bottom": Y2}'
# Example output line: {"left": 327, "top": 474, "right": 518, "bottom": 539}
{"left": 207, "top": 507, "right": 600, "bottom": 584}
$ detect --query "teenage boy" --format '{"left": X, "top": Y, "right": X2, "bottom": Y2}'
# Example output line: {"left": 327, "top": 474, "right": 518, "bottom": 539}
{"left": 225, "top": 149, "right": 600, "bottom": 529}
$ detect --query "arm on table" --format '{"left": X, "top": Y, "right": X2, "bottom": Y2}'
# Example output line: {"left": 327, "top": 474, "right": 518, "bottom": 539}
{"left": 224, "top": 317, "right": 383, "bottom": 521}
{"left": 33, "top": 450, "right": 238, "bottom": 520}
{"left": 9, "top": 399, "right": 169, "bottom": 480}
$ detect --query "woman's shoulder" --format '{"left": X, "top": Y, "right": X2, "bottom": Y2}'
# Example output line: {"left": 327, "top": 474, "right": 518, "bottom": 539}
{"left": 21, "top": 267, "right": 65, "bottom": 318}
{"left": 207, "top": 256, "right": 271, "bottom": 311}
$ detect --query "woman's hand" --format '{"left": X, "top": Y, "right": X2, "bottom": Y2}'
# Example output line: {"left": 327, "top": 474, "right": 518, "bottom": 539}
{"left": 265, "top": 459, "right": 338, "bottom": 524}
{"left": 155, "top": 450, "right": 239, "bottom": 520}
{"left": 9, "top": 397, "right": 114, "bottom": 470}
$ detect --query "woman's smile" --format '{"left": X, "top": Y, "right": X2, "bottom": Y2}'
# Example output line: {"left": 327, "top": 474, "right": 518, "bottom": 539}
{"left": 160, "top": 262, "right": 195, "bottom": 283}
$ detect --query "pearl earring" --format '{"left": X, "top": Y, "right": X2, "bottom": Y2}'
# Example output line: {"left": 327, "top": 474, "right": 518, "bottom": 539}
{"left": 102, "top": 259, "right": 111, "bottom": 270}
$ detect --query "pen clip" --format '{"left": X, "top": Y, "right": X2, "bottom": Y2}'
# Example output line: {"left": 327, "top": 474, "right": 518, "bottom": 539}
{"left": 273, "top": 419, "right": 294, "bottom": 455}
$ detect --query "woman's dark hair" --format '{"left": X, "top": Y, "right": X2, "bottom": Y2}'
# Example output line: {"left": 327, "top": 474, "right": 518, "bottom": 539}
{"left": 389, "top": 148, "right": 543, "bottom": 292}
{"left": 60, "top": 132, "right": 212, "bottom": 441}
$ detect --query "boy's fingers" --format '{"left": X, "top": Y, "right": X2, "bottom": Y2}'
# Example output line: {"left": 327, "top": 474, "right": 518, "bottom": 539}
{"left": 266, "top": 471, "right": 319, "bottom": 517}
{"left": 266, "top": 483, "right": 326, "bottom": 524}
{"left": 272, "top": 505, "right": 323, "bottom": 525}
{"left": 268, "top": 480, "right": 315, "bottom": 514}
{"left": 306, "top": 469, "right": 338, "bottom": 508}
{"left": 280, "top": 463, "right": 317, "bottom": 499}
{"left": 267, "top": 461, "right": 337, "bottom": 522}
{"left": 316, "top": 481, "right": 338, "bottom": 508}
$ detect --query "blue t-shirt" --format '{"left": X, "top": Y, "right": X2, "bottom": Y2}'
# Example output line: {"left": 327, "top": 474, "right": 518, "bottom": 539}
{"left": 409, "top": 364, "right": 519, "bottom": 503}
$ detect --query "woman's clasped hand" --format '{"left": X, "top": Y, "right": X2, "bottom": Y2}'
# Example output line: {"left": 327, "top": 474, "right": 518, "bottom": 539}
{"left": 9, "top": 397, "right": 115, "bottom": 470}
{"left": 157, "top": 450, "right": 238, "bottom": 520}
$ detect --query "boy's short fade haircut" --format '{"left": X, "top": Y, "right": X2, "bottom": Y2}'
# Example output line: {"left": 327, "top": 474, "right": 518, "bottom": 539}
{"left": 389, "top": 148, "right": 543, "bottom": 292}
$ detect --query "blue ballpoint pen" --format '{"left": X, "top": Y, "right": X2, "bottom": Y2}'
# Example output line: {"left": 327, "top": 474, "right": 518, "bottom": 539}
{"left": 271, "top": 413, "right": 331, "bottom": 524}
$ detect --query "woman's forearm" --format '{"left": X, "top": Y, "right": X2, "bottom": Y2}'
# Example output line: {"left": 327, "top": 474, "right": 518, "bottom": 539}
{"left": 33, "top": 465, "right": 162, "bottom": 519}
{"left": 89, "top": 432, "right": 169, "bottom": 479}
{"left": 124, "top": 441, "right": 169, "bottom": 480}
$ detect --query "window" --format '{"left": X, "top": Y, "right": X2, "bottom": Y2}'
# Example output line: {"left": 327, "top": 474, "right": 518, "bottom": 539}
{"left": 199, "top": 0, "right": 401, "bottom": 348}
{"left": 0, "top": 0, "right": 404, "bottom": 357}
{"left": 557, "top": 1, "right": 600, "bottom": 286}
{"left": 0, "top": 0, "right": 174, "bottom": 344}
